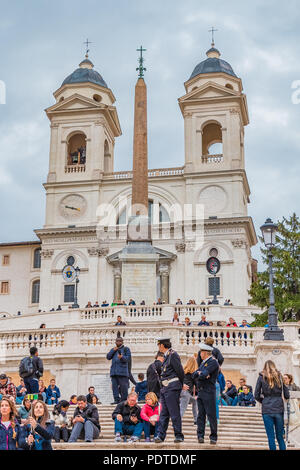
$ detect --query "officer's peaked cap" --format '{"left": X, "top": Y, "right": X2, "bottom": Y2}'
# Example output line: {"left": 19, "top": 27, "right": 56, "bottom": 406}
{"left": 198, "top": 343, "right": 213, "bottom": 352}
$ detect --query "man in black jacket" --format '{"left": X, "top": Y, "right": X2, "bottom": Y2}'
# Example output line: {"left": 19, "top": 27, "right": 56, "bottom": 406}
{"left": 222, "top": 380, "right": 238, "bottom": 405}
{"left": 69, "top": 395, "right": 101, "bottom": 442}
{"left": 113, "top": 392, "right": 143, "bottom": 442}
{"left": 146, "top": 352, "right": 164, "bottom": 398}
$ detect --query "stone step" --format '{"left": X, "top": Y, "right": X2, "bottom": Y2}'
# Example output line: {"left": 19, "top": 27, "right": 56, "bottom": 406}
{"left": 53, "top": 442, "right": 273, "bottom": 451}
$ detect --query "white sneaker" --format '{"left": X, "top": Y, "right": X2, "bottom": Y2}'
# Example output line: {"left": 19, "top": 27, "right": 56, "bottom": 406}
{"left": 128, "top": 436, "right": 139, "bottom": 443}
{"left": 115, "top": 434, "right": 122, "bottom": 442}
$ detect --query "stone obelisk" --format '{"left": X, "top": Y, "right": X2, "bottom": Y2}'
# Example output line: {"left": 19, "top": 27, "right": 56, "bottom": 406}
{"left": 128, "top": 46, "right": 151, "bottom": 241}
{"left": 119, "top": 46, "right": 158, "bottom": 303}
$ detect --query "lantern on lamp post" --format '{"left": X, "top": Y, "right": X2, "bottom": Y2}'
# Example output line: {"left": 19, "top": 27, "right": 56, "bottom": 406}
{"left": 260, "top": 218, "right": 284, "bottom": 341}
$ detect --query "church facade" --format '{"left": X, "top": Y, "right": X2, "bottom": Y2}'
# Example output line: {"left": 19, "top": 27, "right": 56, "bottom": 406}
{"left": 0, "top": 44, "right": 257, "bottom": 317}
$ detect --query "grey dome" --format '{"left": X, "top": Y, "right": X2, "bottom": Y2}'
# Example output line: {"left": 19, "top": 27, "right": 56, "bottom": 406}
{"left": 189, "top": 47, "right": 237, "bottom": 80}
{"left": 62, "top": 62, "right": 108, "bottom": 88}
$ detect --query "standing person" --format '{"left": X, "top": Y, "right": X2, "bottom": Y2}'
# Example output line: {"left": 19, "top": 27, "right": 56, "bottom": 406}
{"left": 0, "top": 374, "right": 16, "bottom": 401}
{"left": 51, "top": 400, "right": 71, "bottom": 443}
{"left": 135, "top": 373, "right": 148, "bottom": 402}
{"left": 180, "top": 356, "right": 198, "bottom": 424}
{"left": 154, "top": 337, "right": 185, "bottom": 444}
{"left": 193, "top": 343, "right": 219, "bottom": 445}
{"left": 0, "top": 396, "right": 23, "bottom": 450}
{"left": 46, "top": 378, "right": 61, "bottom": 405}
{"left": 283, "top": 374, "right": 300, "bottom": 391}
{"left": 197, "top": 337, "right": 224, "bottom": 368}
{"left": 19, "top": 346, "right": 43, "bottom": 394}
{"left": 254, "top": 360, "right": 290, "bottom": 451}
{"left": 68, "top": 395, "right": 101, "bottom": 443}
{"left": 146, "top": 352, "right": 164, "bottom": 398}
{"left": 106, "top": 337, "right": 131, "bottom": 404}
{"left": 22, "top": 400, "right": 55, "bottom": 450}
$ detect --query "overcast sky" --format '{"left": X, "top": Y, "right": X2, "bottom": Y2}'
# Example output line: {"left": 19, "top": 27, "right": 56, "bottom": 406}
{"left": 0, "top": 0, "right": 299, "bottom": 269}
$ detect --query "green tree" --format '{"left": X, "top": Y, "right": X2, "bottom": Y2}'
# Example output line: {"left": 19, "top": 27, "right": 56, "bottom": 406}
{"left": 250, "top": 213, "right": 300, "bottom": 326}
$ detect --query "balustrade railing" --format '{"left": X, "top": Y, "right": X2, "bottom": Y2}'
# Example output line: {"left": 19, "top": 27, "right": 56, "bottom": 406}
{"left": 0, "top": 325, "right": 265, "bottom": 357}
{"left": 106, "top": 167, "right": 184, "bottom": 180}
{"left": 0, "top": 329, "right": 65, "bottom": 351}
{"left": 64, "top": 164, "right": 86, "bottom": 173}
{"left": 201, "top": 154, "right": 223, "bottom": 164}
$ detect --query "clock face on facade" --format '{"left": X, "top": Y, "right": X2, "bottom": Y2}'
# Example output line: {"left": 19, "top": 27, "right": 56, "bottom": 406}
{"left": 59, "top": 194, "right": 87, "bottom": 220}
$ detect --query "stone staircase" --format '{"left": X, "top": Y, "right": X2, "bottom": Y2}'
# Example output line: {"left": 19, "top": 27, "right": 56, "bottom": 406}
{"left": 45, "top": 404, "right": 295, "bottom": 450}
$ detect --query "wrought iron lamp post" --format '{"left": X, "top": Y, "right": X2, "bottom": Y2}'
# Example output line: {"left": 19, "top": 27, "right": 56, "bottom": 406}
{"left": 72, "top": 266, "right": 80, "bottom": 309}
{"left": 260, "top": 218, "right": 284, "bottom": 341}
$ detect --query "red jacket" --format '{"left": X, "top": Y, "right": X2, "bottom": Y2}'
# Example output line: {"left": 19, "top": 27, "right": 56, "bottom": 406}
{"left": 140, "top": 403, "right": 160, "bottom": 422}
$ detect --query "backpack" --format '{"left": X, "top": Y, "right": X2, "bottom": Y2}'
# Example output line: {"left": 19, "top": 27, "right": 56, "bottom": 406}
{"left": 19, "top": 356, "right": 34, "bottom": 378}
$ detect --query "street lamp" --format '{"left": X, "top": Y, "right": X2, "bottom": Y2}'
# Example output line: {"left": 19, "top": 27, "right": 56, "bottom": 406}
{"left": 72, "top": 266, "right": 80, "bottom": 309}
{"left": 260, "top": 218, "right": 284, "bottom": 341}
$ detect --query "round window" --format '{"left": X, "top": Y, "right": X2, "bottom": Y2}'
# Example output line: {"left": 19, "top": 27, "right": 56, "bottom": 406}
{"left": 209, "top": 248, "right": 218, "bottom": 257}
{"left": 67, "top": 256, "right": 75, "bottom": 266}
{"left": 93, "top": 94, "right": 102, "bottom": 102}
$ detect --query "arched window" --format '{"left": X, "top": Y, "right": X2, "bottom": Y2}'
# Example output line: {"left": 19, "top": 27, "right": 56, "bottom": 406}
{"left": 225, "top": 83, "right": 233, "bottom": 90}
{"left": 33, "top": 248, "right": 41, "bottom": 269}
{"left": 31, "top": 280, "right": 40, "bottom": 304}
{"left": 202, "top": 122, "right": 223, "bottom": 156}
{"left": 67, "top": 132, "right": 86, "bottom": 165}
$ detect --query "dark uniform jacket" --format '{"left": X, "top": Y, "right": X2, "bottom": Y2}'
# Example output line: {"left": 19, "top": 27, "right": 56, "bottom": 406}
{"left": 193, "top": 356, "right": 219, "bottom": 392}
{"left": 112, "top": 401, "right": 142, "bottom": 425}
{"left": 161, "top": 349, "right": 184, "bottom": 385}
{"left": 197, "top": 347, "right": 224, "bottom": 368}
{"left": 147, "top": 360, "right": 162, "bottom": 396}
{"left": 254, "top": 373, "right": 290, "bottom": 415}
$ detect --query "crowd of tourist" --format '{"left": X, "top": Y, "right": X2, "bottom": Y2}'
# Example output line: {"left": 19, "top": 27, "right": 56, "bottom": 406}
{"left": 0, "top": 331, "right": 298, "bottom": 451}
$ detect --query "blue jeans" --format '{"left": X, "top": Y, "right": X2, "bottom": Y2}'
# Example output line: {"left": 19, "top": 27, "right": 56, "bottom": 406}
{"left": 262, "top": 413, "right": 286, "bottom": 450}
{"left": 143, "top": 420, "right": 158, "bottom": 438}
{"left": 114, "top": 419, "right": 143, "bottom": 438}
{"left": 69, "top": 421, "right": 100, "bottom": 442}
{"left": 24, "top": 377, "right": 39, "bottom": 394}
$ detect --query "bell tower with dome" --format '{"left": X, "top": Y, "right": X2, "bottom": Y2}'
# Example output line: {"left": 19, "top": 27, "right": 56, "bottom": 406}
{"left": 178, "top": 41, "right": 250, "bottom": 220}
{"left": 43, "top": 52, "right": 121, "bottom": 229}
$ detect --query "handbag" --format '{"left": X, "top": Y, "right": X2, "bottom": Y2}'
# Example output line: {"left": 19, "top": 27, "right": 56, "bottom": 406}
{"left": 280, "top": 376, "right": 289, "bottom": 425}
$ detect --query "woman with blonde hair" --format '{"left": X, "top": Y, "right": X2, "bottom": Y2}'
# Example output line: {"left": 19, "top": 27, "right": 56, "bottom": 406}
{"left": 22, "top": 399, "right": 55, "bottom": 450}
{"left": 140, "top": 392, "right": 160, "bottom": 442}
{"left": 180, "top": 356, "right": 198, "bottom": 424}
{"left": 254, "top": 360, "right": 290, "bottom": 450}
{"left": 0, "top": 395, "right": 23, "bottom": 449}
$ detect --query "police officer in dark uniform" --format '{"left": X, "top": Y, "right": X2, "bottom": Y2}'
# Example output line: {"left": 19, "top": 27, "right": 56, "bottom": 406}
{"left": 193, "top": 343, "right": 219, "bottom": 444}
{"left": 196, "top": 337, "right": 224, "bottom": 367}
{"left": 154, "top": 337, "right": 185, "bottom": 443}
{"left": 146, "top": 352, "right": 164, "bottom": 398}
